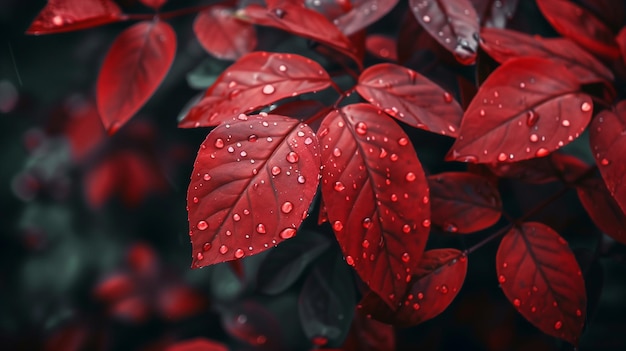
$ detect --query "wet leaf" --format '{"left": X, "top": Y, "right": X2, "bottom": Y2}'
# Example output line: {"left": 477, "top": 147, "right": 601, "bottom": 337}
{"left": 257, "top": 230, "right": 331, "bottom": 295}
{"left": 429, "top": 172, "right": 502, "bottom": 234}
{"left": 334, "top": 0, "right": 400, "bottom": 36}
{"left": 96, "top": 20, "right": 176, "bottom": 133}
{"left": 187, "top": 115, "right": 321, "bottom": 267}
{"left": 180, "top": 52, "right": 332, "bottom": 128}
{"left": 409, "top": 0, "right": 480, "bottom": 65}
{"left": 365, "top": 34, "right": 398, "bottom": 61}
{"left": 356, "top": 63, "right": 463, "bottom": 137}
{"left": 341, "top": 310, "right": 396, "bottom": 351}
{"left": 319, "top": 103, "right": 430, "bottom": 309}
{"left": 484, "top": 152, "right": 589, "bottom": 184}
{"left": 193, "top": 6, "right": 257, "bottom": 61}
{"left": 447, "top": 57, "right": 592, "bottom": 163}
{"left": 26, "top": 0, "right": 123, "bottom": 35}
{"left": 589, "top": 101, "right": 626, "bottom": 214}
{"left": 577, "top": 178, "right": 626, "bottom": 245}
{"left": 359, "top": 249, "right": 467, "bottom": 326}
{"left": 480, "top": 28, "right": 614, "bottom": 85}
{"left": 496, "top": 222, "right": 586, "bottom": 346}
{"left": 238, "top": 3, "right": 361, "bottom": 67}
{"left": 536, "top": 0, "right": 620, "bottom": 59}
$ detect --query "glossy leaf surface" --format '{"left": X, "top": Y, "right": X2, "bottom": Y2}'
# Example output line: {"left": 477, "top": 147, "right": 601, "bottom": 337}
{"left": 536, "top": 0, "right": 620, "bottom": 59}
{"left": 429, "top": 172, "right": 501, "bottom": 234}
{"left": 238, "top": 3, "right": 361, "bottom": 66}
{"left": 577, "top": 178, "right": 626, "bottom": 245}
{"left": 96, "top": 20, "right": 176, "bottom": 133}
{"left": 496, "top": 222, "right": 586, "bottom": 345}
{"left": 448, "top": 57, "right": 592, "bottom": 163}
{"left": 319, "top": 103, "right": 430, "bottom": 309}
{"left": 26, "top": 0, "right": 123, "bottom": 35}
{"left": 484, "top": 152, "right": 589, "bottom": 185}
{"left": 356, "top": 63, "right": 463, "bottom": 137}
{"left": 180, "top": 52, "right": 331, "bottom": 128}
{"left": 365, "top": 34, "right": 397, "bottom": 61}
{"left": 480, "top": 28, "right": 614, "bottom": 85}
{"left": 359, "top": 249, "right": 467, "bottom": 326}
{"left": 589, "top": 101, "right": 626, "bottom": 214}
{"left": 187, "top": 115, "right": 321, "bottom": 267}
{"left": 139, "top": 0, "right": 167, "bottom": 10}
{"left": 193, "top": 6, "right": 257, "bottom": 61}
{"left": 334, "top": 0, "right": 400, "bottom": 36}
{"left": 409, "top": 0, "right": 480, "bottom": 65}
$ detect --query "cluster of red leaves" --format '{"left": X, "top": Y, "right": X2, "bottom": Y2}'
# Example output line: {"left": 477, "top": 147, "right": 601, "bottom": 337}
{"left": 28, "top": 0, "right": 626, "bottom": 348}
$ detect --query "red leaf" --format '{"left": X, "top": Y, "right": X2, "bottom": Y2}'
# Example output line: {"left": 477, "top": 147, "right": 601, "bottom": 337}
{"left": 96, "top": 20, "right": 176, "bottom": 133}
{"left": 180, "top": 52, "right": 332, "bottom": 128}
{"left": 484, "top": 152, "right": 589, "bottom": 184}
{"left": 365, "top": 34, "right": 398, "bottom": 61}
{"left": 496, "top": 222, "right": 586, "bottom": 346}
{"left": 409, "top": 0, "right": 480, "bottom": 65}
{"left": 26, "top": 0, "right": 123, "bottom": 35}
{"left": 319, "top": 103, "right": 430, "bottom": 308}
{"left": 341, "top": 310, "right": 396, "bottom": 351}
{"left": 577, "top": 178, "right": 626, "bottom": 245}
{"left": 356, "top": 63, "right": 463, "bottom": 137}
{"left": 139, "top": 0, "right": 167, "bottom": 11}
{"left": 447, "top": 57, "right": 592, "bottom": 163}
{"left": 428, "top": 172, "right": 502, "bottom": 234}
{"left": 536, "top": 0, "right": 620, "bottom": 60}
{"left": 166, "top": 338, "right": 228, "bottom": 351}
{"left": 480, "top": 28, "right": 614, "bottom": 85}
{"left": 187, "top": 115, "right": 321, "bottom": 267}
{"left": 193, "top": 6, "right": 257, "bottom": 61}
{"left": 589, "top": 100, "right": 626, "bottom": 214}
{"left": 63, "top": 99, "right": 106, "bottom": 161}
{"left": 469, "top": 0, "right": 518, "bottom": 28}
{"left": 358, "top": 249, "right": 467, "bottom": 326}
{"left": 333, "top": 0, "right": 400, "bottom": 36}
{"left": 156, "top": 285, "right": 207, "bottom": 321}
{"left": 237, "top": 3, "right": 361, "bottom": 67}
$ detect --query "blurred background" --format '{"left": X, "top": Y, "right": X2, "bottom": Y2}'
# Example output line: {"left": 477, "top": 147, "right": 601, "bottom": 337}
{"left": 1, "top": 0, "right": 626, "bottom": 350}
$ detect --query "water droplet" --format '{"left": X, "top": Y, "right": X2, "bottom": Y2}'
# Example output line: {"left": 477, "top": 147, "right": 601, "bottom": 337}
{"left": 233, "top": 214, "right": 241, "bottom": 221}
{"left": 333, "top": 220, "right": 344, "bottom": 231}
{"left": 390, "top": 154, "right": 399, "bottom": 161}
{"left": 405, "top": 172, "right": 416, "bottom": 182}
{"left": 519, "top": 82, "right": 526, "bottom": 88}
{"left": 219, "top": 245, "right": 229, "bottom": 254}
{"left": 262, "top": 84, "right": 275, "bottom": 94}
{"left": 203, "top": 242, "right": 211, "bottom": 251}
{"left": 440, "top": 285, "right": 449, "bottom": 294}
{"left": 256, "top": 223, "right": 266, "bottom": 234}
{"left": 192, "top": 196, "right": 199, "bottom": 204}
{"left": 513, "top": 298, "right": 521, "bottom": 307}
{"left": 390, "top": 194, "right": 398, "bottom": 202}
{"left": 479, "top": 109, "right": 486, "bottom": 117}
{"left": 227, "top": 146, "right": 235, "bottom": 153}
{"left": 398, "top": 137, "right": 409, "bottom": 146}
{"left": 334, "top": 181, "right": 346, "bottom": 192}
{"left": 196, "top": 252, "right": 204, "bottom": 260}
{"left": 203, "top": 173, "right": 211, "bottom": 181}
{"left": 271, "top": 166, "right": 281, "bottom": 175}
{"left": 531, "top": 306, "right": 537, "bottom": 313}
{"left": 362, "top": 239, "right": 370, "bottom": 248}
{"left": 554, "top": 320, "right": 562, "bottom": 330}
{"left": 281, "top": 201, "right": 293, "bottom": 214}
{"left": 412, "top": 303, "right": 420, "bottom": 310}
{"left": 286, "top": 151, "right": 299, "bottom": 163}
{"left": 52, "top": 15, "right": 64, "bottom": 26}
{"left": 443, "top": 92, "right": 453, "bottom": 103}
{"left": 529, "top": 134, "right": 538, "bottom": 142}
{"left": 362, "top": 218, "right": 372, "bottom": 229}
{"left": 346, "top": 255, "right": 355, "bottom": 266}
{"left": 379, "top": 148, "right": 388, "bottom": 158}
{"left": 278, "top": 64, "right": 287, "bottom": 72}
{"left": 402, "top": 252, "right": 410, "bottom": 263}
{"left": 333, "top": 148, "right": 342, "bottom": 157}
{"left": 498, "top": 275, "right": 506, "bottom": 283}
{"left": 402, "top": 224, "right": 411, "bottom": 233}
{"left": 417, "top": 292, "right": 424, "bottom": 300}
{"left": 214, "top": 138, "right": 224, "bottom": 148}
{"left": 355, "top": 122, "right": 368, "bottom": 135}
{"left": 535, "top": 148, "right": 549, "bottom": 157}
{"left": 581, "top": 102, "right": 591, "bottom": 112}
{"left": 498, "top": 153, "right": 507, "bottom": 162}
{"left": 248, "top": 134, "right": 258, "bottom": 142}
{"left": 600, "top": 158, "right": 610, "bottom": 166}
{"left": 422, "top": 219, "right": 431, "bottom": 227}
{"left": 526, "top": 110, "right": 539, "bottom": 126}
{"left": 280, "top": 227, "right": 297, "bottom": 239}
{"left": 561, "top": 120, "right": 570, "bottom": 127}
{"left": 304, "top": 137, "right": 313, "bottom": 145}
{"left": 422, "top": 15, "right": 431, "bottom": 23}
{"left": 197, "top": 220, "right": 208, "bottom": 231}
{"left": 576, "top": 309, "right": 582, "bottom": 317}
{"left": 444, "top": 222, "right": 458, "bottom": 233}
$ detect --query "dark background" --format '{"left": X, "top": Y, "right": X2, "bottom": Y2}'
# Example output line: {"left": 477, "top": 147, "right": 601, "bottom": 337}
{"left": 1, "top": 0, "right": 626, "bottom": 350}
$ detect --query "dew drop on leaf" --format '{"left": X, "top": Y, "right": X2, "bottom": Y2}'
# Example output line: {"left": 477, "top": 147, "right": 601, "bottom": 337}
{"left": 443, "top": 92, "right": 453, "bottom": 103}
{"left": 281, "top": 201, "right": 293, "bottom": 214}
{"left": 498, "top": 275, "right": 506, "bottom": 283}
{"left": 196, "top": 252, "right": 204, "bottom": 260}
{"left": 600, "top": 158, "right": 610, "bottom": 166}
{"left": 401, "top": 252, "right": 410, "bottom": 263}
{"left": 529, "top": 134, "right": 538, "bottom": 142}
{"left": 402, "top": 224, "right": 411, "bottom": 233}
{"left": 256, "top": 223, "right": 266, "bottom": 234}
{"left": 262, "top": 84, "right": 275, "bottom": 95}
{"left": 362, "top": 217, "right": 373, "bottom": 229}
{"left": 333, "top": 148, "right": 342, "bottom": 157}
{"left": 581, "top": 102, "right": 591, "bottom": 112}
{"left": 203, "top": 242, "right": 211, "bottom": 251}
{"left": 422, "top": 219, "right": 431, "bottom": 228}
{"left": 346, "top": 255, "right": 355, "bottom": 266}
{"left": 535, "top": 148, "right": 549, "bottom": 157}
{"left": 440, "top": 285, "right": 449, "bottom": 294}
{"left": 214, "top": 138, "right": 225, "bottom": 148}
{"left": 233, "top": 213, "right": 241, "bottom": 221}
{"left": 271, "top": 166, "right": 281, "bottom": 175}
{"left": 498, "top": 153, "right": 507, "bottom": 162}
{"left": 219, "top": 245, "right": 229, "bottom": 254}
{"left": 554, "top": 320, "right": 562, "bottom": 330}
{"left": 333, "top": 220, "right": 344, "bottom": 231}
{"left": 513, "top": 298, "right": 521, "bottom": 307}
{"left": 197, "top": 220, "right": 208, "bottom": 230}
{"left": 248, "top": 134, "right": 258, "bottom": 142}
{"left": 526, "top": 110, "right": 539, "bottom": 126}
{"left": 334, "top": 181, "right": 346, "bottom": 192}
{"left": 234, "top": 248, "right": 245, "bottom": 258}
{"left": 405, "top": 172, "right": 416, "bottom": 182}
{"left": 286, "top": 151, "right": 299, "bottom": 163}
{"left": 279, "top": 227, "right": 296, "bottom": 239}
{"left": 355, "top": 122, "right": 368, "bottom": 135}
{"left": 412, "top": 303, "right": 420, "bottom": 310}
